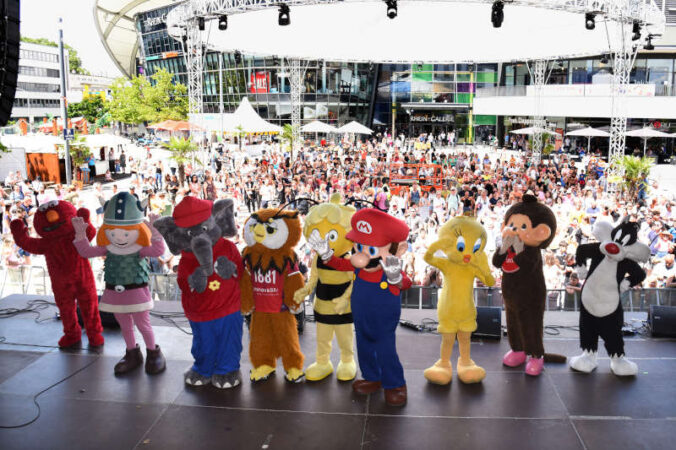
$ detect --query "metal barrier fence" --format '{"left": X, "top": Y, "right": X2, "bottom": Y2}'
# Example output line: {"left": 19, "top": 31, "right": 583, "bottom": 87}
{"left": 3, "top": 267, "right": 674, "bottom": 313}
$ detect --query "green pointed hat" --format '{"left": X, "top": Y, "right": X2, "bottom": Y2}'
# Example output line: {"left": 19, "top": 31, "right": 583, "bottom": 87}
{"left": 103, "top": 192, "right": 144, "bottom": 226}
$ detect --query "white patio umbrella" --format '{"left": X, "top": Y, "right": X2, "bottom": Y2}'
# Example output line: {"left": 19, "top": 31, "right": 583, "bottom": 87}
{"left": 566, "top": 127, "right": 610, "bottom": 153}
{"left": 337, "top": 121, "right": 373, "bottom": 135}
{"left": 300, "top": 120, "right": 338, "bottom": 133}
{"left": 510, "top": 126, "right": 562, "bottom": 137}
{"left": 625, "top": 127, "right": 673, "bottom": 156}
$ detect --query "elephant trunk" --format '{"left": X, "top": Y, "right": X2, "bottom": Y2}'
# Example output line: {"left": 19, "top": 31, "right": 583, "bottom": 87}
{"left": 191, "top": 234, "right": 214, "bottom": 276}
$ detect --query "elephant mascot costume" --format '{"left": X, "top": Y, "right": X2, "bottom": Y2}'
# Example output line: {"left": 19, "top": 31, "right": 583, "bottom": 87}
{"left": 154, "top": 196, "right": 244, "bottom": 388}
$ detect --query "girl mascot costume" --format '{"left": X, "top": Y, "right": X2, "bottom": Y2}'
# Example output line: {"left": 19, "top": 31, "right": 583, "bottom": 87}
{"left": 72, "top": 192, "right": 166, "bottom": 375}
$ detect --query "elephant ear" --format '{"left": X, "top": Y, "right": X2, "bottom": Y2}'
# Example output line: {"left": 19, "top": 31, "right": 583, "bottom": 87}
{"left": 212, "top": 198, "right": 237, "bottom": 238}
{"left": 154, "top": 216, "right": 188, "bottom": 255}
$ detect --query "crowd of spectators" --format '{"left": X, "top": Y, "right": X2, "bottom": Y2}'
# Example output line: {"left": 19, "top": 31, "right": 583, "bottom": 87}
{"left": 2, "top": 133, "right": 675, "bottom": 307}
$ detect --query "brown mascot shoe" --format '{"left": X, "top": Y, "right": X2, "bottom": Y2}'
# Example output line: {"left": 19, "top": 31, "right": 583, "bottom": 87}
{"left": 145, "top": 345, "right": 167, "bottom": 375}
{"left": 384, "top": 385, "right": 407, "bottom": 407}
{"left": 352, "top": 379, "right": 382, "bottom": 395}
{"left": 114, "top": 345, "right": 143, "bottom": 375}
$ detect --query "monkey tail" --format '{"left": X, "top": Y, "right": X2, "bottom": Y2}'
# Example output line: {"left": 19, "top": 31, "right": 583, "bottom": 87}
{"left": 544, "top": 353, "right": 567, "bottom": 363}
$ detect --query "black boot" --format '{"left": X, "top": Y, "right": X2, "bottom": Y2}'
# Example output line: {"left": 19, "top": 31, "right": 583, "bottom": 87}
{"left": 145, "top": 345, "right": 166, "bottom": 375}
{"left": 114, "top": 345, "right": 143, "bottom": 375}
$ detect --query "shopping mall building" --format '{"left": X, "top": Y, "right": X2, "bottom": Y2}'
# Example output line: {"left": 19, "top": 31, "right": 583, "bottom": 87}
{"left": 96, "top": 1, "right": 676, "bottom": 150}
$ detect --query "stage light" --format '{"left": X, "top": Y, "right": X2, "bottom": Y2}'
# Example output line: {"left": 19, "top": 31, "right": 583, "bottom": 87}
{"left": 600, "top": 54, "right": 609, "bottom": 64}
{"left": 234, "top": 51, "right": 242, "bottom": 64}
{"left": 386, "top": 1, "right": 397, "bottom": 19}
{"left": 218, "top": 15, "right": 228, "bottom": 31}
{"left": 278, "top": 3, "right": 290, "bottom": 26}
{"left": 491, "top": 1, "right": 504, "bottom": 28}
{"left": 632, "top": 21, "right": 641, "bottom": 41}
{"left": 644, "top": 35, "right": 655, "bottom": 51}
{"left": 198, "top": 16, "right": 205, "bottom": 31}
{"left": 585, "top": 13, "right": 595, "bottom": 30}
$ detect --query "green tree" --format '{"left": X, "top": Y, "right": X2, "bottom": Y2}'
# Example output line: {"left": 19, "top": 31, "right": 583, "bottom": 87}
{"left": 20, "top": 36, "right": 90, "bottom": 75}
{"left": 67, "top": 96, "right": 108, "bottom": 124}
{"left": 164, "top": 136, "right": 198, "bottom": 185}
{"left": 617, "top": 155, "right": 653, "bottom": 200}
{"left": 108, "top": 69, "right": 188, "bottom": 124}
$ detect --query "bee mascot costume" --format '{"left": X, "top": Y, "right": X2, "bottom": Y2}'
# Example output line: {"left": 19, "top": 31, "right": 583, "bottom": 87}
{"left": 423, "top": 216, "right": 495, "bottom": 385}
{"left": 241, "top": 207, "right": 306, "bottom": 383}
{"left": 294, "top": 194, "right": 357, "bottom": 382}
{"left": 491, "top": 195, "right": 566, "bottom": 376}
{"left": 570, "top": 220, "right": 649, "bottom": 376}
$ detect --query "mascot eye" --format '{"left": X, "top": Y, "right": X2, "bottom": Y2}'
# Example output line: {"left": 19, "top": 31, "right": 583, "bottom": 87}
{"left": 266, "top": 226, "right": 276, "bottom": 234}
{"left": 368, "top": 246, "right": 377, "bottom": 256}
{"left": 327, "top": 230, "right": 339, "bottom": 242}
{"left": 187, "top": 230, "right": 192, "bottom": 237}
{"left": 48, "top": 200, "right": 58, "bottom": 207}
{"left": 473, "top": 238, "right": 482, "bottom": 253}
{"left": 521, "top": 224, "right": 527, "bottom": 230}
{"left": 38, "top": 204, "right": 48, "bottom": 212}
{"left": 202, "top": 225, "right": 208, "bottom": 231}
{"left": 612, "top": 229, "right": 622, "bottom": 241}
{"left": 356, "top": 243, "right": 364, "bottom": 252}
{"left": 622, "top": 235, "right": 630, "bottom": 246}
{"left": 456, "top": 236, "right": 466, "bottom": 252}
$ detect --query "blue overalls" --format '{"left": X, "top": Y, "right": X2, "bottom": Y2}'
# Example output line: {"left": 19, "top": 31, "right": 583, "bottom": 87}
{"left": 351, "top": 269, "right": 405, "bottom": 389}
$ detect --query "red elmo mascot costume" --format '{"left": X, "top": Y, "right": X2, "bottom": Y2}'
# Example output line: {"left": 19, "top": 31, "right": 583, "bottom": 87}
{"left": 10, "top": 200, "right": 103, "bottom": 348}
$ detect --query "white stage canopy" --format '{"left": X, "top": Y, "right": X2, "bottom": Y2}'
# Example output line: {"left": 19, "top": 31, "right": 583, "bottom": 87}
{"left": 168, "top": 0, "right": 666, "bottom": 64}
{"left": 300, "top": 120, "right": 338, "bottom": 133}
{"left": 338, "top": 121, "right": 374, "bottom": 135}
{"left": 222, "top": 97, "right": 283, "bottom": 133}
{"left": 625, "top": 127, "right": 674, "bottom": 155}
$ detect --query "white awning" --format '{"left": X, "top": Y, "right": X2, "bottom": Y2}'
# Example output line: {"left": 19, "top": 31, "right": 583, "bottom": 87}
{"left": 565, "top": 127, "right": 610, "bottom": 137}
{"left": 625, "top": 128, "right": 673, "bottom": 138}
{"left": 337, "top": 121, "right": 373, "bottom": 135}
{"left": 510, "top": 126, "right": 561, "bottom": 137}
{"left": 300, "top": 120, "right": 338, "bottom": 133}
{"left": 222, "top": 97, "right": 283, "bottom": 133}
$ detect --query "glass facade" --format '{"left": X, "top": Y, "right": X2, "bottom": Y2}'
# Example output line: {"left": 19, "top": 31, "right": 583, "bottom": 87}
{"left": 136, "top": 6, "right": 375, "bottom": 127}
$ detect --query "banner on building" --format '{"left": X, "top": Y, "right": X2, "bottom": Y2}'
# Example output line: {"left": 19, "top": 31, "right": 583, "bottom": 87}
{"left": 250, "top": 72, "right": 270, "bottom": 93}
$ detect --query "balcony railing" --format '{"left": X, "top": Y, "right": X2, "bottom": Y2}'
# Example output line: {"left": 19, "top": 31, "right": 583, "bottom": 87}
{"left": 2, "top": 266, "right": 673, "bottom": 314}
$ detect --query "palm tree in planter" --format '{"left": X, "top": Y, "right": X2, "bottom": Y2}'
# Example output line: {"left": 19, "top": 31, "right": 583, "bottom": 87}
{"left": 164, "top": 136, "right": 198, "bottom": 185}
{"left": 281, "top": 123, "right": 295, "bottom": 160}
{"left": 617, "top": 155, "right": 653, "bottom": 201}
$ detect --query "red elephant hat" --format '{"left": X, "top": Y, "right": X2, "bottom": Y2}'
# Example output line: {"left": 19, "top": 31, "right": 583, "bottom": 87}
{"left": 173, "top": 196, "right": 213, "bottom": 228}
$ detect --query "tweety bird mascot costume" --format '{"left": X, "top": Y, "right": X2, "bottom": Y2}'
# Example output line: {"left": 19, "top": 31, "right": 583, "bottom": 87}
{"left": 423, "top": 216, "right": 496, "bottom": 384}
{"left": 294, "top": 194, "right": 357, "bottom": 381}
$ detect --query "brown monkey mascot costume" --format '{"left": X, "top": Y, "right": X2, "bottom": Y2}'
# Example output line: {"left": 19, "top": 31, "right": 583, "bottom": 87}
{"left": 492, "top": 195, "right": 565, "bottom": 376}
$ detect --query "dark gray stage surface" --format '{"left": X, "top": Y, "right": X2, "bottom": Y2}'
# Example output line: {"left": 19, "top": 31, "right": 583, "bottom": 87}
{"left": 0, "top": 294, "right": 675, "bottom": 450}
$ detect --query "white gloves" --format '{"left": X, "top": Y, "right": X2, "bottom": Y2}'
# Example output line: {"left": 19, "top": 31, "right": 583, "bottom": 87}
{"left": 381, "top": 255, "right": 403, "bottom": 285}
{"left": 308, "top": 230, "right": 334, "bottom": 261}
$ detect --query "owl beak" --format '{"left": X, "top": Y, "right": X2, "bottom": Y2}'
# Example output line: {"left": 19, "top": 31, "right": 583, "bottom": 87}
{"left": 253, "top": 224, "right": 266, "bottom": 243}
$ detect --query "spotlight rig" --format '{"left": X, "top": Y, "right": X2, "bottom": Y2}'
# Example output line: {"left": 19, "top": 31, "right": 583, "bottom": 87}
{"left": 585, "top": 13, "right": 595, "bottom": 30}
{"left": 198, "top": 16, "right": 205, "bottom": 31}
{"left": 491, "top": 1, "right": 504, "bottom": 28}
{"left": 385, "top": 0, "right": 397, "bottom": 19}
{"left": 632, "top": 21, "right": 641, "bottom": 41}
{"left": 644, "top": 35, "right": 655, "bottom": 51}
{"left": 278, "top": 3, "right": 290, "bottom": 26}
{"left": 218, "top": 15, "right": 228, "bottom": 31}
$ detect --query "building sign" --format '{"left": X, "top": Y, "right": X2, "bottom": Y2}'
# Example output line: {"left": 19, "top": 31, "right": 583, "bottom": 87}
{"left": 250, "top": 72, "right": 270, "bottom": 94}
{"left": 508, "top": 117, "right": 557, "bottom": 128}
{"left": 143, "top": 13, "right": 167, "bottom": 31}
{"left": 162, "top": 51, "right": 179, "bottom": 59}
{"left": 410, "top": 113, "right": 454, "bottom": 123}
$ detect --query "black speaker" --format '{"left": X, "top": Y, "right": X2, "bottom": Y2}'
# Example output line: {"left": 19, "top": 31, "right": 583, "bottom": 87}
{"left": 473, "top": 306, "right": 502, "bottom": 339}
{"left": 76, "top": 296, "right": 120, "bottom": 329}
{"left": 649, "top": 305, "right": 676, "bottom": 337}
{"left": 0, "top": 0, "right": 20, "bottom": 126}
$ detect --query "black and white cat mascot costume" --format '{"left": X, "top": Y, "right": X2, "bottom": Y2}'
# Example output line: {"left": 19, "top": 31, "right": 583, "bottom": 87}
{"left": 570, "top": 220, "right": 649, "bottom": 376}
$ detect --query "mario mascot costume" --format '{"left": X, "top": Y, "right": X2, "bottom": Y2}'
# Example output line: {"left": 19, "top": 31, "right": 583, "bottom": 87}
{"left": 11, "top": 200, "right": 103, "bottom": 348}
{"left": 310, "top": 208, "right": 411, "bottom": 406}
{"left": 154, "top": 196, "right": 243, "bottom": 388}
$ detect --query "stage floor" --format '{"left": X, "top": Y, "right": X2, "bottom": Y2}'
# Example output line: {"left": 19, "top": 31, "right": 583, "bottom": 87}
{"left": 0, "top": 295, "right": 675, "bottom": 450}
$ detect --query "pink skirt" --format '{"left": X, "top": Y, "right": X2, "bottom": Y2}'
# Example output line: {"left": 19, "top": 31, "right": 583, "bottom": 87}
{"left": 99, "top": 286, "right": 153, "bottom": 313}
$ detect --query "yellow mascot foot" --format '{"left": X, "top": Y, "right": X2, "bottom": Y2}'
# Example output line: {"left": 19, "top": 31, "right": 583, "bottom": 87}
{"left": 285, "top": 367, "right": 305, "bottom": 383}
{"left": 336, "top": 360, "right": 357, "bottom": 381}
{"left": 423, "top": 359, "right": 453, "bottom": 385}
{"left": 456, "top": 359, "right": 486, "bottom": 384}
{"left": 250, "top": 365, "right": 276, "bottom": 382}
{"left": 305, "top": 361, "right": 334, "bottom": 381}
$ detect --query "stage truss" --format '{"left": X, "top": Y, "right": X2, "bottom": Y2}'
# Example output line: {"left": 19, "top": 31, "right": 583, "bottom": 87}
{"left": 167, "top": 0, "right": 665, "bottom": 170}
